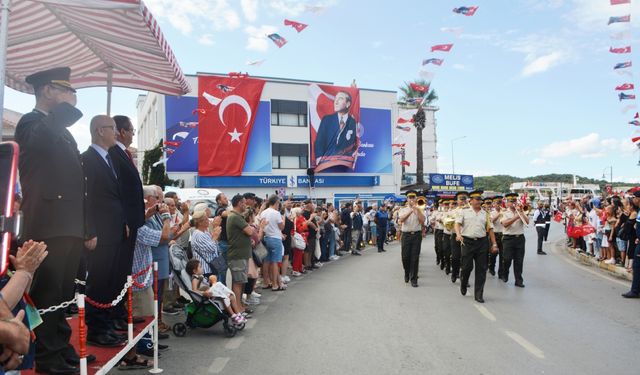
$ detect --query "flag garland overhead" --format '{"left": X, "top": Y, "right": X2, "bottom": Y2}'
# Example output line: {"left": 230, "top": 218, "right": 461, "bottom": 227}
{"left": 452, "top": 6, "right": 478, "bottom": 16}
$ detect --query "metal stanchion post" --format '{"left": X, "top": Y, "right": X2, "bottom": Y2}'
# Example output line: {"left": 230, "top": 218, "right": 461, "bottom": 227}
{"left": 127, "top": 275, "right": 134, "bottom": 342}
{"left": 149, "top": 262, "right": 163, "bottom": 373}
{"left": 77, "top": 294, "right": 88, "bottom": 375}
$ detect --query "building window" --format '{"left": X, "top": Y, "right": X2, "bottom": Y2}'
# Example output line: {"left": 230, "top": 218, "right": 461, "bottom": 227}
{"left": 271, "top": 99, "right": 307, "bottom": 127}
{"left": 272, "top": 143, "right": 308, "bottom": 169}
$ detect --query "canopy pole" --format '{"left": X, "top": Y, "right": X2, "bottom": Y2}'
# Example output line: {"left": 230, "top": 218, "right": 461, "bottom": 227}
{"left": 0, "top": 0, "right": 11, "bottom": 142}
{"left": 106, "top": 67, "right": 112, "bottom": 116}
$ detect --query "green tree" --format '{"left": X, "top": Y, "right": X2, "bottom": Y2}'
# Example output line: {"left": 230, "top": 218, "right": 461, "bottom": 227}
{"left": 398, "top": 79, "right": 438, "bottom": 187}
{"left": 141, "top": 139, "right": 182, "bottom": 188}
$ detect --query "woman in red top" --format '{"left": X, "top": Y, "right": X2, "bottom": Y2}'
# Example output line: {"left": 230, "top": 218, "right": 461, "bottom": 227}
{"left": 292, "top": 207, "right": 308, "bottom": 276}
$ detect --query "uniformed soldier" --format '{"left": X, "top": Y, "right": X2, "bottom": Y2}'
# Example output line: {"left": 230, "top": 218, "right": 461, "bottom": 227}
{"left": 430, "top": 199, "right": 443, "bottom": 267}
{"left": 439, "top": 199, "right": 453, "bottom": 275}
{"left": 490, "top": 196, "right": 504, "bottom": 277}
{"left": 454, "top": 190, "right": 499, "bottom": 303}
{"left": 500, "top": 193, "right": 529, "bottom": 287}
{"left": 483, "top": 198, "right": 497, "bottom": 275}
{"left": 399, "top": 190, "right": 426, "bottom": 287}
{"left": 450, "top": 191, "right": 469, "bottom": 283}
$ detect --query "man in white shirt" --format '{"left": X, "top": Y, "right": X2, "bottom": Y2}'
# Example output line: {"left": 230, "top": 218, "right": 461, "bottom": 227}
{"left": 260, "top": 195, "right": 286, "bottom": 291}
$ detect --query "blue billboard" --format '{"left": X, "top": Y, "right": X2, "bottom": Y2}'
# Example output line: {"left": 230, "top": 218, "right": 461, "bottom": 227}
{"left": 355, "top": 108, "right": 392, "bottom": 174}
{"left": 428, "top": 174, "right": 474, "bottom": 193}
{"left": 164, "top": 96, "right": 271, "bottom": 173}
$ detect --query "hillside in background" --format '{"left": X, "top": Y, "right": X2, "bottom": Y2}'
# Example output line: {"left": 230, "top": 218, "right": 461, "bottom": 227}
{"left": 473, "top": 174, "right": 629, "bottom": 193}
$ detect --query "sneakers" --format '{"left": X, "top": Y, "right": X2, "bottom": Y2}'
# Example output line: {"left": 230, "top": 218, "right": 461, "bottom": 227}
{"left": 329, "top": 255, "right": 340, "bottom": 261}
{"left": 251, "top": 291, "right": 262, "bottom": 298}
{"left": 245, "top": 296, "right": 260, "bottom": 305}
{"left": 604, "top": 258, "right": 616, "bottom": 264}
{"left": 315, "top": 262, "right": 324, "bottom": 267}
{"left": 292, "top": 271, "right": 302, "bottom": 277}
{"left": 282, "top": 275, "right": 291, "bottom": 283}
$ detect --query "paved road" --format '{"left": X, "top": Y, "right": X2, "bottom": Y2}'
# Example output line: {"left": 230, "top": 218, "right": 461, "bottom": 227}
{"left": 130, "top": 223, "right": 640, "bottom": 375}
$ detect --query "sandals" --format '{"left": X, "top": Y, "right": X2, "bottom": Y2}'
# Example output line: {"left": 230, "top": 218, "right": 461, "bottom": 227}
{"left": 118, "top": 355, "right": 151, "bottom": 370}
{"left": 272, "top": 286, "right": 287, "bottom": 291}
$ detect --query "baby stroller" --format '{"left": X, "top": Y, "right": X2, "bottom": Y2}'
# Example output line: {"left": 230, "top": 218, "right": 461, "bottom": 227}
{"left": 168, "top": 244, "right": 244, "bottom": 337}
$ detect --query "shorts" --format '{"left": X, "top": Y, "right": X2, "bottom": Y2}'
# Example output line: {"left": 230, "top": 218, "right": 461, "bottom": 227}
{"left": 264, "top": 236, "right": 284, "bottom": 263}
{"left": 228, "top": 258, "right": 248, "bottom": 284}
{"left": 616, "top": 238, "right": 627, "bottom": 253}
{"left": 305, "top": 236, "right": 317, "bottom": 253}
{"left": 132, "top": 287, "right": 154, "bottom": 317}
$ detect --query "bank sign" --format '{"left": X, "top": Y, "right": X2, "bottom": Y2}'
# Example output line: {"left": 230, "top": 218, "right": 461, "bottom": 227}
{"left": 428, "top": 174, "right": 474, "bottom": 192}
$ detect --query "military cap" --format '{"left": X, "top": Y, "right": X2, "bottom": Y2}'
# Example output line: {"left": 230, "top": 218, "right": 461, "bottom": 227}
{"left": 26, "top": 67, "right": 76, "bottom": 92}
{"left": 405, "top": 190, "right": 418, "bottom": 199}
{"left": 455, "top": 191, "right": 469, "bottom": 199}
{"left": 469, "top": 190, "right": 484, "bottom": 200}
{"left": 492, "top": 195, "right": 503, "bottom": 202}
{"left": 505, "top": 193, "right": 518, "bottom": 201}
{"left": 633, "top": 190, "right": 640, "bottom": 198}
{"left": 483, "top": 197, "right": 493, "bottom": 204}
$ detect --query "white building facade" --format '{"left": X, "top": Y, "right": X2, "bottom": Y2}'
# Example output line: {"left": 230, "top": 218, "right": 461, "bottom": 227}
{"left": 136, "top": 73, "right": 438, "bottom": 206}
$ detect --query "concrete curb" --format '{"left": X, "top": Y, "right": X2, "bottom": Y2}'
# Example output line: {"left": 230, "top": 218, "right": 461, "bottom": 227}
{"left": 559, "top": 242, "right": 632, "bottom": 282}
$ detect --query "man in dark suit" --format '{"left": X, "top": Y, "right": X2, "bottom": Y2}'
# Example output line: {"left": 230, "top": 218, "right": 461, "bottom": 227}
{"left": 15, "top": 67, "right": 86, "bottom": 374}
{"left": 82, "top": 115, "right": 127, "bottom": 347}
{"left": 313, "top": 91, "right": 358, "bottom": 172}
{"left": 108, "top": 115, "right": 145, "bottom": 329}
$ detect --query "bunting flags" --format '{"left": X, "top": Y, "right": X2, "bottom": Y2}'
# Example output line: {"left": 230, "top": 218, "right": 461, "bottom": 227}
{"left": 440, "top": 27, "right": 464, "bottom": 37}
{"left": 284, "top": 19, "right": 308, "bottom": 32}
{"left": 391, "top": 143, "right": 406, "bottom": 147}
{"left": 610, "top": 46, "right": 632, "bottom": 53}
{"left": 611, "top": 0, "right": 631, "bottom": 5}
{"left": 267, "top": 33, "right": 288, "bottom": 48}
{"left": 453, "top": 6, "right": 478, "bottom": 16}
{"left": 616, "top": 83, "right": 635, "bottom": 90}
{"left": 422, "top": 58, "right": 444, "bottom": 66}
{"left": 619, "top": 92, "right": 636, "bottom": 100}
{"left": 410, "top": 83, "right": 429, "bottom": 92}
{"left": 611, "top": 30, "right": 632, "bottom": 40}
{"left": 629, "top": 120, "right": 640, "bottom": 126}
{"left": 608, "top": 15, "right": 630, "bottom": 25}
{"left": 400, "top": 160, "right": 411, "bottom": 166}
{"left": 393, "top": 150, "right": 405, "bottom": 156}
{"left": 634, "top": 112, "right": 639, "bottom": 119}
{"left": 397, "top": 117, "right": 414, "bottom": 124}
{"left": 615, "top": 61, "right": 632, "bottom": 69}
{"left": 396, "top": 125, "right": 411, "bottom": 132}
{"left": 247, "top": 59, "right": 266, "bottom": 66}
{"left": 431, "top": 43, "right": 454, "bottom": 52}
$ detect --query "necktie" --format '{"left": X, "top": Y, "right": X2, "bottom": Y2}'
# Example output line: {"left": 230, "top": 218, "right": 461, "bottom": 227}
{"left": 106, "top": 154, "right": 117, "bottom": 178}
{"left": 124, "top": 148, "right": 137, "bottom": 170}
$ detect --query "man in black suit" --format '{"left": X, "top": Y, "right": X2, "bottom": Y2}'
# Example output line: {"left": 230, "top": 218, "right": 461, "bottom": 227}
{"left": 15, "top": 67, "right": 86, "bottom": 374}
{"left": 313, "top": 91, "right": 359, "bottom": 172}
{"left": 108, "top": 115, "right": 145, "bottom": 329}
{"left": 82, "top": 115, "right": 127, "bottom": 347}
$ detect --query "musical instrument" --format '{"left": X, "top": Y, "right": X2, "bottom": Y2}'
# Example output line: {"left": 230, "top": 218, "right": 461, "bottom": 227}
{"left": 443, "top": 216, "right": 456, "bottom": 231}
{"left": 417, "top": 196, "right": 427, "bottom": 208}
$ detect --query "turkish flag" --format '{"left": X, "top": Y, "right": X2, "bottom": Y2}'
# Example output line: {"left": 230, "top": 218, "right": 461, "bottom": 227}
{"left": 397, "top": 117, "right": 414, "bottom": 124}
{"left": 616, "top": 83, "right": 634, "bottom": 90}
{"left": 198, "top": 76, "right": 266, "bottom": 176}
{"left": 284, "top": 19, "right": 308, "bottom": 32}
{"left": 611, "top": 0, "right": 630, "bottom": 5}
{"left": 553, "top": 212, "right": 563, "bottom": 223}
{"left": 431, "top": 43, "right": 454, "bottom": 52}
{"left": 410, "top": 83, "right": 429, "bottom": 92}
{"left": 610, "top": 46, "right": 631, "bottom": 54}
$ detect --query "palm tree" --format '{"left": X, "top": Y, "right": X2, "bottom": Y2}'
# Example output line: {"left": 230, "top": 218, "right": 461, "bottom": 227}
{"left": 398, "top": 79, "right": 438, "bottom": 186}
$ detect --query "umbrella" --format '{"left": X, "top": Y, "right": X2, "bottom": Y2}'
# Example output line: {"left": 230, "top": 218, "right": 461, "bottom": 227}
{"left": 0, "top": 0, "right": 191, "bottom": 140}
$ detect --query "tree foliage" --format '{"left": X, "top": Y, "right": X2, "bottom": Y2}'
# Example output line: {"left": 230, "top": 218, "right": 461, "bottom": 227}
{"left": 474, "top": 174, "right": 625, "bottom": 193}
{"left": 141, "top": 139, "right": 182, "bottom": 189}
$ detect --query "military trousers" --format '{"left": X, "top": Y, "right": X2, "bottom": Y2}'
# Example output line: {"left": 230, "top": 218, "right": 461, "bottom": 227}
{"left": 461, "top": 236, "right": 489, "bottom": 299}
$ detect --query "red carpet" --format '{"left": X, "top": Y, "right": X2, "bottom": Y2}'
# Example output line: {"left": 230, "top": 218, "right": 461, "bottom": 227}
{"left": 23, "top": 316, "right": 154, "bottom": 375}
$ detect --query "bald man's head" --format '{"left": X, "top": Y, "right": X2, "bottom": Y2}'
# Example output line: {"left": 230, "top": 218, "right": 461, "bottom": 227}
{"left": 90, "top": 115, "right": 117, "bottom": 148}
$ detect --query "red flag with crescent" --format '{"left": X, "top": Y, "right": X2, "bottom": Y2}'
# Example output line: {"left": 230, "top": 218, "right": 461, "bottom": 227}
{"left": 284, "top": 19, "right": 308, "bottom": 32}
{"left": 198, "top": 75, "right": 266, "bottom": 176}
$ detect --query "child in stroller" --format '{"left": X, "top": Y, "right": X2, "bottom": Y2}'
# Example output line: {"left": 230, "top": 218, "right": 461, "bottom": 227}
{"left": 186, "top": 259, "right": 246, "bottom": 325}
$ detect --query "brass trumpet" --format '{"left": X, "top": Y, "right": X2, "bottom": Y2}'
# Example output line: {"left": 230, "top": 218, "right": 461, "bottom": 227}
{"left": 417, "top": 196, "right": 427, "bottom": 208}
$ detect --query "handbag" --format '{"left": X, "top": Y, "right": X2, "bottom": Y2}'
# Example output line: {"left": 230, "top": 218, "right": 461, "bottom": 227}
{"left": 293, "top": 232, "right": 306, "bottom": 250}
{"left": 209, "top": 254, "right": 227, "bottom": 275}
{"left": 253, "top": 242, "right": 268, "bottom": 262}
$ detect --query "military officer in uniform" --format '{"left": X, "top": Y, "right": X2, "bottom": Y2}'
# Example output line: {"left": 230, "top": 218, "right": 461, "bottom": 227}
{"left": 15, "top": 67, "right": 88, "bottom": 374}
{"left": 454, "top": 190, "right": 499, "bottom": 303}
{"left": 399, "top": 190, "right": 426, "bottom": 287}
{"left": 440, "top": 199, "right": 454, "bottom": 275}
{"left": 450, "top": 191, "right": 469, "bottom": 283}
{"left": 483, "top": 198, "right": 498, "bottom": 276}
{"left": 430, "top": 198, "right": 444, "bottom": 268}
{"left": 490, "top": 196, "right": 504, "bottom": 277}
{"left": 500, "top": 193, "right": 529, "bottom": 287}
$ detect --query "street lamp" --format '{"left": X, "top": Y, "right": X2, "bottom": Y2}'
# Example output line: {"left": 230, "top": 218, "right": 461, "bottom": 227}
{"left": 451, "top": 136, "right": 466, "bottom": 174}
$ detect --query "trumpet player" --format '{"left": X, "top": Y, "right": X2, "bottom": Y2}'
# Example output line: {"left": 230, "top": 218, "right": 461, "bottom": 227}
{"left": 454, "top": 190, "right": 499, "bottom": 303}
{"left": 490, "top": 196, "right": 504, "bottom": 278}
{"left": 440, "top": 199, "right": 454, "bottom": 275}
{"left": 500, "top": 193, "right": 529, "bottom": 287}
{"left": 450, "top": 191, "right": 470, "bottom": 283}
{"left": 430, "top": 198, "right": 444, "bottom": 268}
{"left": 399, "top": 190, "right": 426, "bottom": 287}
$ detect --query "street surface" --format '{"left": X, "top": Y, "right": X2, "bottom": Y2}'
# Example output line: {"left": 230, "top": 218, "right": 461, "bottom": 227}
{"left": 129, "top": 223, "right": 640, "bottom": 375}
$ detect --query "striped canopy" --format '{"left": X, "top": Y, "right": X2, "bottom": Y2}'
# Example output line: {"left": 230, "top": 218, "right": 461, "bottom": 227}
{"left": 3, "top": 0, "right": 191, "bottom": 96}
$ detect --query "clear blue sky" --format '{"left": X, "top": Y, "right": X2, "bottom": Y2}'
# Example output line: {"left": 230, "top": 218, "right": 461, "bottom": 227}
{"left": 5, "top": 0, "right": 639, "bottom": 182}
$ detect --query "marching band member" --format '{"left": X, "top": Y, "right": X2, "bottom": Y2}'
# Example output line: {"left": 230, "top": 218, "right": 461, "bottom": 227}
{"left": 490, "top": 196, "right": 505, "bottom": 278}
{"left": 398, "top": 190, "right": 426, "bottom": 287}
{"left": 450, "top": 191, "right": 469, "bottom": 283}
{"left": 500, "top": 193, "right": 529, "bottom": 288}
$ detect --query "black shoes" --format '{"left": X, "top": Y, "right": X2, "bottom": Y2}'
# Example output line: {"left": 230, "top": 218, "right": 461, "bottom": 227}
{"left": 404, "top": 275, "right": 410, "bottom": 283}
{"left": 515, "top": 282, "right": 525, "bottom": 288}
{"left": 411, "top": 280, "right": 418, "bottom": 288}
{"left": 537, "top": 251, "right": 547, "bottom": 255}
{"left": 488, "top": 269, "right": 495, "bottom": 276}
{"left": 35, "top": 363, "right": 80, "bottom": 375}
{"left": 351, "top": 250, "right": 362, "bottom": 256}
{"left": 475, "top": 296, "right": 485, "bottom": 303}
{"left": 621, "top": 292, "right": 640, "bottom": 298}
{"left": 113, "top": 319, "right": 128, "bottom": 331}
{"left": 87, "top": 333, "right": 125, "bottom": 348}
{"left": 451, "top": 275, "right": 457, "bottom": 283}
{"left": 500, "top": 277, "right": 508, "bottom": 283}
{"left": 64, "top": 353, "right": 96, "bottom": 366}
{"left": 445, "top": 268, "right": 450, "bottom": 275}
{"left": 460, "top": 284, "right": 467, "bottom": 296}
